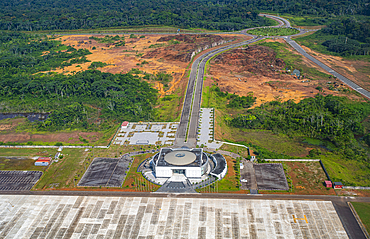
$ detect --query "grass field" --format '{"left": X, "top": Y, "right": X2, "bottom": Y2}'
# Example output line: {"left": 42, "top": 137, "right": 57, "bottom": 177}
{"left": 247, "top": 27, "right": 299, "bottom": 36}
{"left": 33, "top": 148, "right": 88, "bottom": 190}
{"left": 321, "top": 153, "right": 370, "bottom": 187}
{"left": 0, "top": 157, "right": 47, "bottom": 171}
{"left": 351, "top": 202, "right": 370, "bottom": 234}
{"left": 214, "top": 109, "right": 309, "bottom": 158}
{"left": 218, "top": 144, "right": 249, "bottom": 158}
{"left": 122, "top": 153, "right": 160, "bottom": 191}
{"left": 217, "top": 156, "right": 240, "bottom": 192}
{"left": 155, "top": 87, "right": 183, "bottom": 122}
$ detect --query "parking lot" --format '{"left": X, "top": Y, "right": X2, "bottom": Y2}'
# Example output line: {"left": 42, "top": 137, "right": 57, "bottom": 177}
{"left": 254, "top": 163, "right": 289, "bottom": 190}
{"left": 78, "top": 156, "right": 132, "bottom": 187}
{"left": 0, "top": 171, "right": 43, "bottom": 191}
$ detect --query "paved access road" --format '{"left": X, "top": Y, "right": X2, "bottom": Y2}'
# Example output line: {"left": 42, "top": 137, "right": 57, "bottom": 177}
{"left": 260, "top": 14, "right": 370, "bottom": 99}
{"left": 174, "top": 36, "right": 263, "bottom": 147}
{"left": 284, "top": 37, "right": 370, "bottom": 99}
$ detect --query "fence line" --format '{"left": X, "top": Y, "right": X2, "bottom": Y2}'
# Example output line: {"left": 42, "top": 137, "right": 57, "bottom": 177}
{"left": 265, "top": 159, "right": 320, "bottom": 162}
{"left": 343, "top": 186, "right": 370, "bottom": 190}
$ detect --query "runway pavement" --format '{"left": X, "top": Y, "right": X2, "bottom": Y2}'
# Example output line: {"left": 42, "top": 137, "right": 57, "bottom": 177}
{"left": 0, "top": 190, "right": 368, "bottom": 238}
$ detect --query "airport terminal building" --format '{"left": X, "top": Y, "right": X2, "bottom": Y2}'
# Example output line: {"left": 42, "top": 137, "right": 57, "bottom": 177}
{"left": 151, "top": 148, "right": 209, "bottom": 178}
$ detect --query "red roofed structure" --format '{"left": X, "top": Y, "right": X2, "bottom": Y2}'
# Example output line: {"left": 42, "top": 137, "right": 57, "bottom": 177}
{"left": 324, "top": 181, "right": 332, "bottom": 188}
{"left": 121, "top": 121, "right": 129, "bottom": 128}
{"left": 35, "top": 157, "right": 51, "bottom": 166}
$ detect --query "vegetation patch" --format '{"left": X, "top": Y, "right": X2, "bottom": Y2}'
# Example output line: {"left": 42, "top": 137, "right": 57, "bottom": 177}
{"left": 89, "top": 35, "right": 125, "bottom": 46}
{"left": 283, "top": 161, "right": 335, "bottom": 195}
{"left": 122, "top": 153, "right": 159, "bottom": 191}
{"left": 88, "top": 61, "right": 108, "bottom": 69}
{"left": 247, "top": 27, "right": 299, "bottom": 36}
{"left": 351, "top": 202, "right": 370, "bottom": 234}
{"left": 217, "top": 156, "right": 240, "bottom": 192}
{"left": 33, "top": 148, "right": 88, "bottom": 190}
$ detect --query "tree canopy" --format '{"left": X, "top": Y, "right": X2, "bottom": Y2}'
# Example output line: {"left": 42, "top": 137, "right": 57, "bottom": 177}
{"left": 0, "top": 0, "right": 368, "bottom": 31}
{"left": 0, "top": 31, "right": 158, "bottom": 130}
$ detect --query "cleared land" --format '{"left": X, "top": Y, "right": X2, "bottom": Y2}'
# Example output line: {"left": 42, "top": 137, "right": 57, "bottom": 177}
{"left": 0, "top": 195, "right": 349, "bottom": 238}
{"left": 205, "top": 39, "right": 363, "bottom": 108}
{"left": 55, "top": 34, "right": 245, "bottom": 96}
{"left": 294, "top": 34, "right": 370, "bottom": 93}
{"left": 284, "top": 161, "right": 336, "bottom": 195}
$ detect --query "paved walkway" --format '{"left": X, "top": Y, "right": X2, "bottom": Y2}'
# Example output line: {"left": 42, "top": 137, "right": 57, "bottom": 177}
{"left": 155, "top": 174, "right": 196, "bottom": 193}
{"left": 240, "top": 161, "right": 258, "bottom": 191}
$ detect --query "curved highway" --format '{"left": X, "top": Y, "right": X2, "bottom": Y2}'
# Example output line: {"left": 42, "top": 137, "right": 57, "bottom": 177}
{"left": 260, "top": 14, "right": 370, "bottom": 99}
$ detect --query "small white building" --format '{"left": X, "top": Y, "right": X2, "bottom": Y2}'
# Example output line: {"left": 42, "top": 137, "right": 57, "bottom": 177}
{"left": 121, "top": 121, "right": 129, "bottom": 130}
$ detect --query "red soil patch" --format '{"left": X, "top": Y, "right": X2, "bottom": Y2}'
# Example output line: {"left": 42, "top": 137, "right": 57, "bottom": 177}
{"left": 206, "top": 43, "right": 362, "bottom": 107}
{"left": 0, "top": 131, "right": 102, "bottom": 144}
{"left": 54, "top": 34, "right": 248, "bottom": 97}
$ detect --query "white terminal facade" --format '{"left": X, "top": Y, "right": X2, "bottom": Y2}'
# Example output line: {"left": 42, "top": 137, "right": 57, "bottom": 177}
{"left": 151, "top": 148, "right": 209, "bottom": 178}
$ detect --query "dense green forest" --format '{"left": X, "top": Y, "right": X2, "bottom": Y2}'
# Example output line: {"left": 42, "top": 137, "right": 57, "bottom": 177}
{"left": 297, "top": 17, "right": 370, "bottom": 57}
{"left": 0, "top": 31, "right": 158, "bottom": 130}
{"left": 321, "top": 17, "right": 370, "bottom": 56}
{"left": 0, "top": 0, "right": 369, "bottom": 31}
{"left": 231, "top": 94, "right": 370, "bottom": 165}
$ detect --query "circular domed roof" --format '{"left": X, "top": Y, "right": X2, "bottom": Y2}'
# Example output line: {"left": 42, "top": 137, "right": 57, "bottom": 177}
{"left": 164, "top": 150, "right": 196, "bottom": 166}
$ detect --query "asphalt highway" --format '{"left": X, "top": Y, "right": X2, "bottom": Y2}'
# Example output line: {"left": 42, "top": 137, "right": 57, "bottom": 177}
{"left": 174, "top": 36, "right": 264, "bottom": 147}
{"left": 284, "top": 37, "right": 370, "bottom": 99}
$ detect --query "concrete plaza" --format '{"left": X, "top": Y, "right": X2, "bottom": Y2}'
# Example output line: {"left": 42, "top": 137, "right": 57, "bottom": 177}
{"left": 113, "top": 122, "right": 178, "bottom": 146}
{"left": 0, "top": 195, "right": 348, "bottom": 238}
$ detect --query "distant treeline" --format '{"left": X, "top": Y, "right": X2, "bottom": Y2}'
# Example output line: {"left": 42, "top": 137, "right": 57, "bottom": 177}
{"left": 323, "top": 17, "right": 370, "bottom": 43}
{"left": 0, "top": 31, "right": 158, "bottom": 130}
{"left": 0, "top": 0, "right": 369, "bottom": 31}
